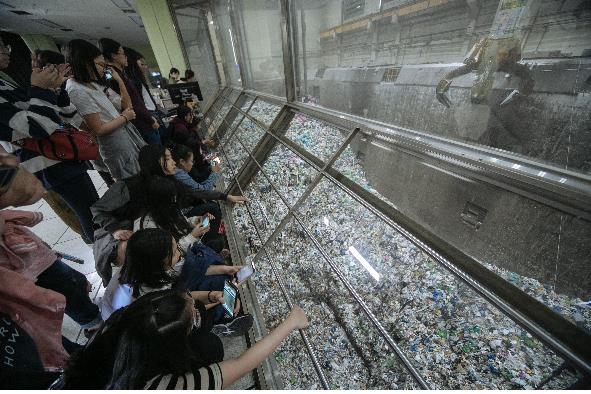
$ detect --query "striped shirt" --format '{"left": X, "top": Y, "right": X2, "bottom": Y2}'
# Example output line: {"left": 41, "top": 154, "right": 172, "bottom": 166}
{"left": 0, "top": 76, "right": 85, "bottom": 179}
{"left": 143, "top": 363, "right": 223, "bottom": 390}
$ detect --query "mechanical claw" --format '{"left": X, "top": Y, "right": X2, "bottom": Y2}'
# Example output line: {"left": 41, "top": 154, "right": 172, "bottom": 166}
{"left": 499, "top": 89, "right": 520, "bottom": 107}
{"left": 436, "top": 79, "right": 453, "bottom": 108}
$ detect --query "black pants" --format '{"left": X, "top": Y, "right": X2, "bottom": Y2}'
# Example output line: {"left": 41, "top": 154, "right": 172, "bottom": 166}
{"left": 97, "top": 171, "right": 115, "bottom": 187}
{"left": 49, "top": 172, "right": 99, "bottom": 242}
{"left": 36, "top": 260, "right": 100, "bottom": 327}
{"left": 189, "top": 305, "right": 223, "bottom": 367}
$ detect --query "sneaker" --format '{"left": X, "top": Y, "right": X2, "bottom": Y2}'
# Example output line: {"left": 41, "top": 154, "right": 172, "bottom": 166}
{"left": 212, "top": 314, "right": 253, "bottom": 338}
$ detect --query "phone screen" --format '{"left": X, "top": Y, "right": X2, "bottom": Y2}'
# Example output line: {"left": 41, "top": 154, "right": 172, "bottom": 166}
{"left": 104, "top": 70, "right": 113, "bottom": 80}
{"left": 201, "top": 216, "right": 209, "bottom": 228}
{"left": 236, "top": 264, "right": 254, "bottom": 284}
{"left": 222, "top": 281, "right": 237, "bottom": 317}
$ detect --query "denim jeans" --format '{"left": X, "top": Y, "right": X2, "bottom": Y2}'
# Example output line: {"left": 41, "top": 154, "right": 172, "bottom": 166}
{"left": 36, "top": 260, "right": 100, "bottom": 328}
{"left": 49, "top": 172, "right": 99, "bottom": 242}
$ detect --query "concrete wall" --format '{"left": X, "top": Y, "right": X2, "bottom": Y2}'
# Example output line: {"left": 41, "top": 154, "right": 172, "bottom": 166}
{"left": 354, "top": 134, "right": 591, "bottom": 298}
{"left": 315, "top": 60, "right": 591, "bottom": 173}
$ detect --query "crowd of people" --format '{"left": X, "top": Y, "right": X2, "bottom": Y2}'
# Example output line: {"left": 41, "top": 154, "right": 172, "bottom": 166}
{"left": 0, "top": 36, "right": 309, "bottom": 389}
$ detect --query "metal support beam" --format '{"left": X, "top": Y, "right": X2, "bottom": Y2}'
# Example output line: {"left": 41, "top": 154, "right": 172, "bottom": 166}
{"left": 216, "top": 139, "right": 330, "bottom": 389}
{"left": 255, "top": 126, "right": 591, "bottom": 375}
{"left": 279, "top": 0, "right": 297, "bottom": 102}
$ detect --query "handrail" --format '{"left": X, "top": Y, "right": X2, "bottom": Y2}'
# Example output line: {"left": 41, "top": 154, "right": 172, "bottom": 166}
{"left": 205, "top": 90, "right": 591, "bottom": 382}
{"left": 216, "top": 121, "right": 331, "bottom": 390}
{"left": 225, "top": 120, "right": 432, "bottom": 388}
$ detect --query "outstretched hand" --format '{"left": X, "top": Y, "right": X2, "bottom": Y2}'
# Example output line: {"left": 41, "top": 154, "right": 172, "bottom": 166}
{"left": 227, "top": 195, "right": 248, "bottom": 204}
{"left": 287, "top": 306, "right": 309, "bottom": 330}
{"left": 31, "top": 66, "right": 61, "bottom": 89}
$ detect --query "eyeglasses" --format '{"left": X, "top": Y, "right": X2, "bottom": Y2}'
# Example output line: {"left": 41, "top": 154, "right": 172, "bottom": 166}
{"left": 0, "top": 44, "right": 11, "bottom": 56}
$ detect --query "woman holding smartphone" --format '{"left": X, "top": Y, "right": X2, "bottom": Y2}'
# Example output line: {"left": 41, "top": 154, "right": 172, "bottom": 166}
{"left": 65, "top": 39, "right": 146, "bottom": 185}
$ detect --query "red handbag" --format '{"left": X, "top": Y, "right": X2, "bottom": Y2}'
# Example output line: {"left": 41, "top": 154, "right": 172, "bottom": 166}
{"left": 15, "top": 126, "right": 99, "bottom": 161}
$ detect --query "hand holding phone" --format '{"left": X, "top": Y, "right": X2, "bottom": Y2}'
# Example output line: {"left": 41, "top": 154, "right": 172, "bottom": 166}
{"left": 235, "top": 263, "right": 255, "bottom": 284}
{"left": 222, "top": 281, "right": 239, "bottom": 317}
{"left": 201, "top": 216, "right": 210, "bottom": 228}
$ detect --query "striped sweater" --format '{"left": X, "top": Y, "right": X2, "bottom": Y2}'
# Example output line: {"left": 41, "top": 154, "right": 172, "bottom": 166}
{"left": 0, "top": 76, "right": 86, "bottom": 181}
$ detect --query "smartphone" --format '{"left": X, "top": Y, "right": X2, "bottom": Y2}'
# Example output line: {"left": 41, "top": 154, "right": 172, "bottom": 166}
{"left": 201, "top": 216, "right": 209, "bottom": 228}
{"left": 222, "top": 280, "right": 238, "bottom": 317}
{"left": 236, "top": 263, "right": 255, "bottom": 284}
{"left": 104, "top": 70, "right": 113, "bottom": 80}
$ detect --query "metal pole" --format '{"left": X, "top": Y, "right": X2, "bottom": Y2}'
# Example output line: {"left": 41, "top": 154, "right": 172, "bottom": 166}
{"left": 226, "top": 128, "right": 431, "bottom": 388}
{"left": 216, "top": 137, "right": 331, "bottom": 390}
{"left": 279, "top": 0, "right": 297, "bottom": 102}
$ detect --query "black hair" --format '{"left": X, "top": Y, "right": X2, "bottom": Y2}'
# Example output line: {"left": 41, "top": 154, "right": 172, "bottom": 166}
{"left": 141, "top": 176, "right": 193, "bottom": 241}
{"left": 98, "top": 37, "right": 122, "bottom": 62}
{"left": 119, "top": 228, "right": 177, "bottom": 298}
{"left": 138, "top": 144, "right": 167, "bottom": 178}
{"left": 184, "top": 69, "right": 194, "bottom": 80}
{"left": 64, "top": 39, "right": 102, "bottom": 83}
{"left": 123, "top": 46, "right": 147, "bottom": 93}
{"left": 169, "top": 67, "right": 179, "bottom": 77}
{"left": 126, "top": 144, "right": 197, "bottom": 221}
{"left": 61, "top": 289, "right": 195, "bottom": 389}
{"left": 36, "top": 50, "right": 65, "bottom": 68}
{"left": 175, "top": 105, "right": 192, "bottom": 119}
{"left": 170, "top": 143, "right": 193, "bottom": 164}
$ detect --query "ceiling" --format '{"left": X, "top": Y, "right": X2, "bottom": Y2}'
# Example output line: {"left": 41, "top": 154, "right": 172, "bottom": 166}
{"left": 0, "top": 0, "right": 150, "bottom": 46}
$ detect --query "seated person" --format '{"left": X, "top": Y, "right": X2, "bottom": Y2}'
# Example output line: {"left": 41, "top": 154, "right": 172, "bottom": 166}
{"left": 135, "top": 176, "right": 223, "bottom": 252}
{"left": 171, "top": 143, "right": 220, "bottom": 191}
{"left": 100, "top": 228, "right": 249, "bottom": 342}
{"left": 59, "top": 290, "right": 309, "bottom": 389}
{"left": 91, "top": 144, "right": 247, "bottom": 285}
{"left": 134, "top": 177, "right": 240, "bottom": 326}
{"left": 166, "top": 105, "right": 215, "bottom": 183}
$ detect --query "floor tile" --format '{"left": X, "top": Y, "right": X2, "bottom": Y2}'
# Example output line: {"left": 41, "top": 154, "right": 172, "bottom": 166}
{"left": 55, "top": 227, "right": 80, "bottom": 244}
{"left": 86, "top": 272, "right": 105, "bottom": 300}
{"left": 37, "top": 201, "right": 58, "bottom": 220}
{"left": 32, "top": 217, "right": 69, "bottom": 246}
{"left": 53, "top": 237, "right": 95, "bottom": 275}
{"left": 61, "top": 314, "right": 85, "bottom": 345}
{"left": 14, "top": 198, "right": 44, "bottom": 212}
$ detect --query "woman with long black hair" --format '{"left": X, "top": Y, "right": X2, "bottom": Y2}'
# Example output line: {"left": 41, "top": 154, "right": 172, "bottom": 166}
{"left": 59, "top": 289, "right": 309, "bottom": 389}
{"left": 90, "top": 144, "right": 246, "bottom": 284}
{"left": 64, "top": 39, "right": 145, "bottom": 185}
{"left": 123, "top": 46, "right": 166, "bottom": 142}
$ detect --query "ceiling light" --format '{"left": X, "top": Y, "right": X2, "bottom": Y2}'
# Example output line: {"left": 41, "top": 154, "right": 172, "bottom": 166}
{"left": 32, "top": 19, "right": 66, "bottom": 29}
{"left": 9, "top": 10, "right": 32, "bottom": 15}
